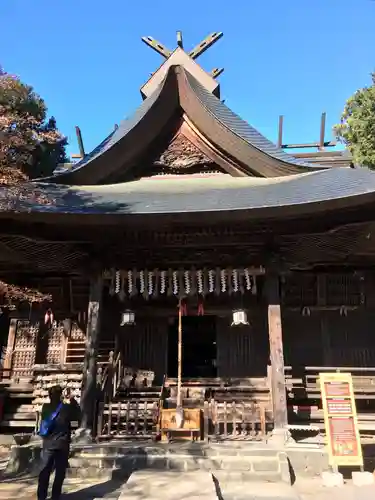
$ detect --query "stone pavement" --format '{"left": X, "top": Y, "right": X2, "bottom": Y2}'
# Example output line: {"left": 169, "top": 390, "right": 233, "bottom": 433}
{"left": 213, "top": 480, "right": 300, "bottom": 500}
{"left": 1, "top": 470, "right": 375, "bottom": 499}
{"left": 119, "top": 471, "right": 217, "bottom": 499}
{"left": 0, "top": 477, "right": 124, "bottom": 500}
{"left": 294, "top": 477, "right": 375, "bottom": 500}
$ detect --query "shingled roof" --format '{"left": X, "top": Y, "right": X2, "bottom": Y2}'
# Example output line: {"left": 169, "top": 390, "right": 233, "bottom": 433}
{"left": 1, "top": 167, "right": 375, "bottom": 224}
{"left": 43, "top": 66, "right": 329, "bottom": 186}
{"left": 2, "top": 64, "right": 373, "bottom": 225}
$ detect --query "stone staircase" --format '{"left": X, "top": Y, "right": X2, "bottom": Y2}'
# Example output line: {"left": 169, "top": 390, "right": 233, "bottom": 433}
{"left": 0, "top": 381, "right": 35, "bottom": 433}
{"left": 66, "top": 442, "right": 291, "bottom": 483}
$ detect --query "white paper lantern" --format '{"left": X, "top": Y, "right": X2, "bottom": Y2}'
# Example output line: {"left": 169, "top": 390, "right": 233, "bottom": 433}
{"left": 231, "top": 309, "right": 249, "bottom": 326}
{"left": 120, "top": 309, "right": 135, "bottom": 326}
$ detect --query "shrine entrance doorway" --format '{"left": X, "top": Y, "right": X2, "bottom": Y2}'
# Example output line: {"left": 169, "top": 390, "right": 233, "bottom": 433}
{"left": 167, "top": 316, "right": 217, "bottom": 378}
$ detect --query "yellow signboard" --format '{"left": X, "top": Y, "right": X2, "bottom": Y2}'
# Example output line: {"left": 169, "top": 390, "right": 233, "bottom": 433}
{"left": 320, "top": 372, "right": 363, "bottom": 468}
{"left": 160, "top": 408, "right": 201, "bottom": 441}
{"left": 160, "top": 408, "right": 201, "bottom": 431}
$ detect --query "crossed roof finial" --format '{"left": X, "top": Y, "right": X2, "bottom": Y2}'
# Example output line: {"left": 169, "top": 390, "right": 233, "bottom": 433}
{"left": 141, "top": 31, "right": 224, "bottom": 79}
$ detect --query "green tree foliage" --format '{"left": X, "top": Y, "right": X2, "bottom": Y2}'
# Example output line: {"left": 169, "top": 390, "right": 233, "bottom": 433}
{"left": 335, "top": 73, "right": 375, "bottom": 168}
{"left": 30, "top": 116, "right": 69, "bottom": 179}
{"left": 0, "top": 66, "right": 68, "bottom": 184}
{"left": 0, "top": 66, "right": 63, "bottom": 305}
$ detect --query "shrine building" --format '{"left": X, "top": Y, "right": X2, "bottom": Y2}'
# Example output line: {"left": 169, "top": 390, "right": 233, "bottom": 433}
{"left": 0, "top": 31, "right": 375, "bottom": 441}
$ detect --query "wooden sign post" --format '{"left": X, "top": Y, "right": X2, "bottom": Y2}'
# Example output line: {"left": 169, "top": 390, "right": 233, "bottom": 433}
{"left": 320, "top": 372, "right": 363, "bottom": 469}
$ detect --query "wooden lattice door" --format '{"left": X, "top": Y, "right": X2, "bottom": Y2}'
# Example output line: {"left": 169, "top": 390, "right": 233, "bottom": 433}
{"left": 46, "top": 322, "right": 66, "bottom": 365}
{"left": 5, "top": 318, "right": 39, "bottom": 379}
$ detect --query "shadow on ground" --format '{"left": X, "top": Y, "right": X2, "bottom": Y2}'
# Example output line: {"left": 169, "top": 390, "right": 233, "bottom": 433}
{"left": 63, "top": 477, "right": 128, "bottom": 499}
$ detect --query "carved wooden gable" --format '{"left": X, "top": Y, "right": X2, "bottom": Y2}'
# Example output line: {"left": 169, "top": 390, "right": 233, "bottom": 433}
{"left": 142, "top": 132, "right": 228, "bottom": 179}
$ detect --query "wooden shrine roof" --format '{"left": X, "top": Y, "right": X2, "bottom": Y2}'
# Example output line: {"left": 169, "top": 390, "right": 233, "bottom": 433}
{"left": 2, "top": 167, "right": 375, "bottom": 224}
{"left": 0, "top": 66, "right": 373, "bottom": 226}
{"left": 41, "top": 66, "right": 327, "bottom": 186}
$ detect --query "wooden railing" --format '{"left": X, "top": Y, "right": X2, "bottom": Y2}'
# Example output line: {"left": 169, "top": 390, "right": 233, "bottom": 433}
{"left": 96, "top": 350, "right": 122, "bottom": 435}
{"left": 97, "top": 399, "right": 160, "bottom": 438}
{"left": 285, "top": 366, "right": 375, "bottom": 399}
{"left": 203, "top": 400, "right": 269, "bottom": 441}
{"left": 285, "top": 366, "right": 375, "bottom": 432}
{"left": 97, "top": 370, "right": 166, "bottom": 439}
{"left": 97, "top": 350, "right": 121, "bottom": 398}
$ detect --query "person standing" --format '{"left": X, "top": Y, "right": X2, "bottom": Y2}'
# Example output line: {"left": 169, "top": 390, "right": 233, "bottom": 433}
{"left": 37, "top": 385, "right": 81, "bottom": 500}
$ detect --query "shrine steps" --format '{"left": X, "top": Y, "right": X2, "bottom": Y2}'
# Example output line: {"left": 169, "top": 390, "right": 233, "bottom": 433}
{"left": 65, "top": 443, "right": 292, "bottom": 484}
{"left": 0, "top": 383, "right": 35, "bottom": 432}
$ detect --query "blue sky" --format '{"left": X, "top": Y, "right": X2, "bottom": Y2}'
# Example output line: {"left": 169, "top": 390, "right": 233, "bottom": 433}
{"left": 1, "top": 0, "right": 374, "bottom": 157}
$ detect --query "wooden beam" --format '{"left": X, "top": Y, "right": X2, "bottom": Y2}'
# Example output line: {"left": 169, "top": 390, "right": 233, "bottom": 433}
{"left": 3, "top": 318, "right": 17, "bottom": 377}
{"left": 177, "top": 298, "right": 182, "bottom": 408}
{"left": 319, "top": 112, "right": 326, "bottom": 150}
{"left": 79, "top": 275, "right": 103, "bottom": 435}
{"left": 279, "top": 111, "right": 338, "bottom": 150}
{"left": 141, "top": 36, "right": 172, "bottom": 58}
{"left": 176, "top": 30, "right": 183, "bottom": 49}
{"left": 277, "top": 116, "right": 283, "bottom": 149}
{"left": 265, "top": 272, "right": 288, "bottom": 430}
{"left": 189, "top": 32, "right": 223, "bottom": 60}
{"left": 211, "top": 67, "right": 224, "bottom": 79}
{"left": 75, "top": 126, "right": 85, "bottom": 158}
{"left": 282, "top": 141, "right": 336, "bottom": 149}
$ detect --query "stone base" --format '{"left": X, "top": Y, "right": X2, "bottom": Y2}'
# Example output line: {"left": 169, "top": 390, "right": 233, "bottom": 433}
{"left": 267, "top": 428, "right": 295, "bottom": 447}
{"left": 5, "top": 444, "right": 41, "bottom": 476}
{"left": 2, "top": 439, "right": 333, "bottom": 484}
{"left": 322, "top": 471, "right": 344, "bottom": 487}
{"left": 352, "top": 471, "right": 375, "bottom": 486}
{"left": 73, "top": 427, "right": 94, "bottom": 444}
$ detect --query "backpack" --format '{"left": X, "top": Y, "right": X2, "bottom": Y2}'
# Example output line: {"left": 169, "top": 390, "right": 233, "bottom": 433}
{"left": 39, "top": 403, "right": 63, "bottom": 437}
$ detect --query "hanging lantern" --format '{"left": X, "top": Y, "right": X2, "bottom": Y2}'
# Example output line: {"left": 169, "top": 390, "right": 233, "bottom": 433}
{"left": 301, "top": 306, "right": 311, "bottom": 317}
{"left": 231, "top": 309, "right": 249, "bottom": 326}
{"left": 120, "top": 309, "right": 135, "bottom": 326}
{"left": 44, "top": 308, "right": 54, "bottom": 326}
{"left": 340, "top": 306, "right": 348, "bottom": 317}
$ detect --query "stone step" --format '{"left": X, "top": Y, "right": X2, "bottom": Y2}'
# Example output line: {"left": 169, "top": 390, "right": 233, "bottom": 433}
{"left": 6, "top": 442, "right": 291, "bottom": 484}
{"left": 1, "top": 420, "right": 35, "bottom": 427}
{"left": 67, "top": 445, "right": 290, "bottom": 483}
{"left": 4, "top": 412, "right": 35, "bottom": 420}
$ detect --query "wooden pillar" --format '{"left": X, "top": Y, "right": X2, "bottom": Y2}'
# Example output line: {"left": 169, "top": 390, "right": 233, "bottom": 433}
{"left": 79, "top": 275, "right": 103, "bottom": 434}
{"left": 265, "top": 272, "right": 288, "bottom": 431}
{"left": 317, "top": 274, "right": 331, "bottom": 366}
{"left": 3, "top": 318, "right": 17, "bottom": 379}
{"left": 177, "top": 298, "right": 182, "bottom": 408}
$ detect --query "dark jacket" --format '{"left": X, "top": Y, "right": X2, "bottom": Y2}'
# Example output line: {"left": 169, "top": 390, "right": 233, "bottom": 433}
{"left": 40, "top": 399, "right": 81, "bottom": 449}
